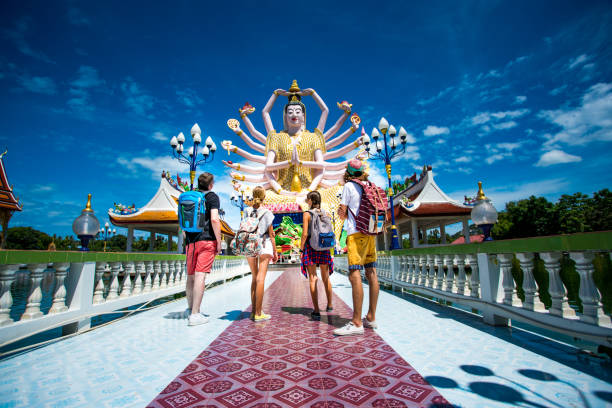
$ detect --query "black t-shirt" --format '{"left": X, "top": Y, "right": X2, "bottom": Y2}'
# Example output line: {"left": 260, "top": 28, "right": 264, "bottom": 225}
{"left": 185, "top": 191, "right": 220, "bottom": 243}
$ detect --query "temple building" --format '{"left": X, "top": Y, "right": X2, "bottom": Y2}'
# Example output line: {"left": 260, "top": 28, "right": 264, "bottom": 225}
{"left": 108, "top": 172, "right": 234, "bottom": 252}
{"left": 381, "top": 165, "right": 473, "bottom": 249}
{"left": 0, "top": 152, "right": 22, "bottom": 249}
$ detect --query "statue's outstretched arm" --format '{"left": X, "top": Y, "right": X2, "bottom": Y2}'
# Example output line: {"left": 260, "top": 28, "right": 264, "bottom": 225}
{"left": 326, "top": 123, "right": 358, "bottom": 149}
{"left": 231, "top": 172, "right": 266, "bottom": 183}
{"left": 324, "top": 138, "right": 364, "bottom": 160}
{"left": 263, "top": 89, "right": 289, "bottom": 134}
{"left": 322, "top": 171, "right": 344, "bottom": 180}
{"left": 221, "top": 141, "right": 266, "bottom": 164}
{"left": 300, "top": 157, "right": 350, "bottom": 171}
{"left": 301, "top": 88, "right": 329, "bottom": 132}
{"left": 240, "top": 114, "right": 267, "bottom": 144}
{"left": 324, "top": 112, "right": 350, "bottom": 141}
{"left": 232, "top": 128, "right": 265, "bottom": 153}
{"left": 319, "top": 180, "right": 337, "bottom": 189}
{"left": 307, "top": 150, "right": 325, "bottom": 191}
{"left": 223, "top": 160, "right": 269, "bottom": 174}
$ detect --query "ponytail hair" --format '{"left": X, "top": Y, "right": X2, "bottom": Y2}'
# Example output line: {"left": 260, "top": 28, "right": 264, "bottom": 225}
{"left": 307, "top": 190, "right": 321, "bottom": 209}
{"left": 252, "top": 186, "right": 266, "bottom": 209}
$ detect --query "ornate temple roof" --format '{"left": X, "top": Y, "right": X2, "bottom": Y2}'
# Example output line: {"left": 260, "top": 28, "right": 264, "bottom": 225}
{"left": 109, "top": 175, "right": 234, "bottom": 237}
{"left": 0, "top": 154, "right": 22, "bottom": 212}
{"left": 393, "top": 166, "right": 472, "bottom": 219}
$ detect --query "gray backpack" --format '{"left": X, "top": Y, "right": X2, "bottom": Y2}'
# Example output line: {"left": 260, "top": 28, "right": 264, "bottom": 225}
{"left": 307, "top": 209, "right": 336, "bottom": 251}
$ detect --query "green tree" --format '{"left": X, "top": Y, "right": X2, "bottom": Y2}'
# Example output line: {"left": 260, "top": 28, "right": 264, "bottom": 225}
{"left": 554, "top": 192, "right": 591, "bottom": 233}
{"left": 6, "top": 227, "right": 53, "bottom": 250}
{"left": 492, "top": 196, "right": 555, "bottom": 240}
{"left": 586, "top": 189, "right": 612, "bottom": 232}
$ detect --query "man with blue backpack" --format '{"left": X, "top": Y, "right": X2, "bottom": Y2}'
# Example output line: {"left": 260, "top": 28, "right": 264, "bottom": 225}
{"left": 178, "top": 172, "right": 222, "bottom": 326}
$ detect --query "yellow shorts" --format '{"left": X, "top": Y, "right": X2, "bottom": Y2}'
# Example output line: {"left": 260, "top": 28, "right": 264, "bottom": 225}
{"left": 346, "top": 232, "right": 377, "bottom": 270}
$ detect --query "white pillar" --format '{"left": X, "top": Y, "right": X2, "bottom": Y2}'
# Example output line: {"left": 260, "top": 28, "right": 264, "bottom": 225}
{"left": 411, "top": 219, "right": 418, "bottom": 248}
{"left": 127, "top": 227, "right": 134, "bottom": 252}
{"left": 462, "top": 219, "right": 470, "bottom": 243}
{"left": 167, "top": 234, "right": 173, "bottom": 252}
{"left": 440, "top": 223, "right": 446, "bottom": 245}
{"left": 177, "top": 229, "right": 184, "bottom": 254}
{"left": 149, "top": 232, "right": 155, "bottom": 251}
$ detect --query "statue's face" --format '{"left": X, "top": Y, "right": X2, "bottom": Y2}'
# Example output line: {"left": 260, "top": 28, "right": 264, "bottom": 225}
{"left": 286, "top": 105, "right": 304, "bottom": 129}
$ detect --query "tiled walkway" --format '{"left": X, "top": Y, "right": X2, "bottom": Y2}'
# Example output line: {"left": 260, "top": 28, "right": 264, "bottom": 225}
{"left": 147, "top": 269, "right": 450, "bottom": 408}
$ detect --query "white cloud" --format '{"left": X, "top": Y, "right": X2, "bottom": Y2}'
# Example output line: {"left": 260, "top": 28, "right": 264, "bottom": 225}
{"left": 121, "top": 77, "right": 155, "bottom": 117}
{"left": 423, "top": 125, "right": 450, "bottom": 137}
{"left": 5, "top": 17, "right": 54, "bottom": 64}
{"left": 568, "top": 54, "right": 589, "bottom": 70}
{"left": 70, "top": 66, "right": 104, "bottom": 88}
{"left": 67, "top": 66, "right": 105, "bottom": 117}
{"left": 434, "top": 138, "right": 445, "bottom": 144}
{"left": 152, "top": 131, "right": 167, "bottom": 141}
{"left": 454, "top": 156, "right": 471, "bottom": 163}
{"left": 535, "top": 150, "right": 582, "bottom": 167}
{"left": 176, "top": 89, "right": 203, "bottom": 108}
{"left": 539, "top": 82, "right": 612, "bottom": 147}
{"left": 485, "top": 154, "right": 506, "bottom": 164}
{"left": 17, "top": 75, "right": 56, "bottom": 94}
{"left": 492, "top": 121, "right": 518, "bottom": 130}
{"left": 31, "top": 184, "right": 54, "bottom": 193}
{"left": 550, "top": 85, "right": 567, "bottom": 96}
{"left": 470, "top": 109, "right": 529, "bottom": 126}
{"left": 514, "top": 95, "right": 527, "bottom": 104}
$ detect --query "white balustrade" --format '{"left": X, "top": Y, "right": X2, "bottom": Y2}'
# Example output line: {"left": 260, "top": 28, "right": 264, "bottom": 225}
{"left": 0, "top": 255, "right": 250, "bottom": 346}
{"left": 455, "top": 255, "right": 467, "bottom": 296}
{"left": 466, "top": 254, "right": 480, "bottom": 298}
{"left": 444, "top": 255, "right": 455, "bottom": 293}
{"left": 435, "top": 255, "right": 444, "bottom": 290}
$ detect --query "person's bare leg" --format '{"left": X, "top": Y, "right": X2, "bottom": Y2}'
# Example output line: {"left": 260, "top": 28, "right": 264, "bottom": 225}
{"left": 348, "top": 269, "right": 363, "bottom": 327}
{"left": 186, "top": 274, "right": 194, "bottom": 309}
{"left": 191, "top": 272, "right": 206, "bottom": 314}
{"left": 255, "top": 256, "right": 271, "bottom": 315}
{"left": 307, "top": 265, "right": 319, "bottom": 313}
{"left": 365, "top": 267, "right": 379, "bottom": 322}
{"left": 320, "top": 265, "right": 333, "bottom": 309}
{"left": 248, "top": 257, "right": 258, "bottom": 316}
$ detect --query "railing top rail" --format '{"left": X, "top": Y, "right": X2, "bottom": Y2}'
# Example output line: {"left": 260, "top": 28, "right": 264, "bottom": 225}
{"left": 387, "top": 230, "right": 612, "bottom": 256}
{"left": 0, "top": 251, "right": 242, "bottom": 265}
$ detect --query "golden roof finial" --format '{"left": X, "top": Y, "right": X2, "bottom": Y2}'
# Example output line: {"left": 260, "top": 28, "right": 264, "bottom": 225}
{"left": 83, "top": 193, "right": 94, "bottom": 212}
{"left": 476, "top": 181, "right": 486, "bottom": 200}
{"left": 289, "top": 79, "right": 300, "bottom": 93}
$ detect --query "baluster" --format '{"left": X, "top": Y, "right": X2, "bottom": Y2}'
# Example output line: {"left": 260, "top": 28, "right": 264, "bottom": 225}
{"left": 108, "top": 262, "right": 122, "bottom": 300}
{"left": 0, "top": 264, "right": 19, "bottom": 326}
{"left": 540, "top": 252, "right": 574, "bottom": 317}
{"left": 516, "top": 253, "right": 545, "bottom": 312}
{"left": 93, "top": 262, "right": 107, "bottom": 304}
{"left": 119, "top": 262, "right": 133, "bottom": 297}
{"left": 174, "top": 261, "right": 182, "bottom": 285}
{"left": 466, "top": 254, "right": 480, "bottom": 298}
{"left": 169, "top": 261, "right": 176, "bottom": 286}
{"left": 444, "top": 255, "right": 456, "bottom": 293}
{"left": 455, "top": 255, "right": 467, "bottom": 296}
{"left": 160, "top": 261, "right": 169, "bottom": 289}
{"left": 569, "top": 252, "right": 611, "bottom": 325}
{"left": 424, "top": 255, "right": 433, "bottom": 287}
{"left": 21, "top": 263, "right": 47, "bottom": 320}
{"left": 497, "top": 254, "right": 521, "bottom": 307}
{"left": 143, "top": 261, "right": 153, "bottom": 292}
{"left": 419, "top": 256, "right": 427, "bottom": 286}
{"left": 404, "top": 256, "right": 411, "bottom": 283}
{"left": 49, "top": 263, "right": 70, "bottom": 313}
{"left": 133, "top": 261, "right": 145, "bottom": 294}
{"left": 153, "top": 261, "right": 162, "bottom": 290}
{"left": 401, "top": 256, "right": 408, "bottom": 282}
{"left": 435, "top": 255, "right": 444, "bottom": 290}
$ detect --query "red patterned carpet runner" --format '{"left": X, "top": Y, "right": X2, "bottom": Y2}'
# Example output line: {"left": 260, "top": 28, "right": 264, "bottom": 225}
{"left": 148, "top": 269, "right": 450, "bottom": 408}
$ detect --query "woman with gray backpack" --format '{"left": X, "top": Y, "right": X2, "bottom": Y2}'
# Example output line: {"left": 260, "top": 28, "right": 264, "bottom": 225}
{"left": 230, "top": 186, "right": 277, "bottom": 322}
{"left": 300, "top": 191, "right": 335, "bottom": 320}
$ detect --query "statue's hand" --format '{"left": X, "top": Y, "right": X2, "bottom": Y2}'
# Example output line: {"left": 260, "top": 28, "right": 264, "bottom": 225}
{"left": 299, "top": 88, "right": 315, "bottom": 96}
{"left": 222, "top": 160, "right": 236, "bottom": 169}
{"left": 274, "top": 89, "right": 290, "bottom": 97}
{"left": 221, "top": 140, "right": 233, "bottom": 150}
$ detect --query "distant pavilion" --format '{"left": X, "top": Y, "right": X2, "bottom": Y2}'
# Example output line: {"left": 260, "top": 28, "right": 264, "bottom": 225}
{"left": 0, "top": 152, "right": 22, "bottom": 248}
{"left": 382, "top": 165, "right": 473, "bottom": 249}
{"left": 108, "top": 172, "right": 234, "bottom": 252}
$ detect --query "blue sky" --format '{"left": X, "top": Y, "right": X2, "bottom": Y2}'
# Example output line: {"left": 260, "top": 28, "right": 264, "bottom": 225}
{"left": 1, "top": 1, "right": 611, "bottom": 238}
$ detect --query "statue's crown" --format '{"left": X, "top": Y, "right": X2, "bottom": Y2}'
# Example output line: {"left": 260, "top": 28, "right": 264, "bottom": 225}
{"left": 289, "top": 79, "right": 300, "bottom": 93}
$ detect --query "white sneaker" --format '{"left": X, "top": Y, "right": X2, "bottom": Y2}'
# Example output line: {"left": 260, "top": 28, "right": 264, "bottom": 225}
{"left": 363, "top": 318, "right": 378, "bottom": 329}
{"left": 188, "top": 313, "right": 209, "bottom": 326}
{"left": 333, "top": 322, "right": 364, "bottom": 336}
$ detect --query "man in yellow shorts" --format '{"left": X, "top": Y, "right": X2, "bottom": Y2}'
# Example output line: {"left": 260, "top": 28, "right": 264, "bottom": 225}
{"left": 334, "top": 159, "right": 380, "bottom": 336}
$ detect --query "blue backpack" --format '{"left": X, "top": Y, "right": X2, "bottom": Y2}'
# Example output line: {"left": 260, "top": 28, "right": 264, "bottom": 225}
{"left": 178, "top": 191, "right": 208, "bottom": 233}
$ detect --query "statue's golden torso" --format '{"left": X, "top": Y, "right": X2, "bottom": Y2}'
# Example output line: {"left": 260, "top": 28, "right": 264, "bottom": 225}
{"left": 265, "top": 128, "right": 326, "bottom": 192}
